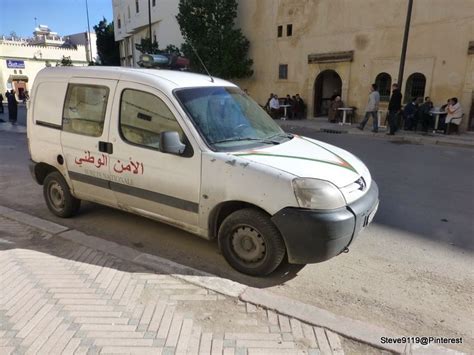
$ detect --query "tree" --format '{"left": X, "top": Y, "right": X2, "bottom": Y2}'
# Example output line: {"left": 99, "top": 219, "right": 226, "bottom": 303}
{"left": 164, "top": 44, "right": 182, "bottom": 56}
{"left": 135, "top": 38, "right": 160, "bottom": 55}
{"left": 176, "top": 0, "right": 253, "bottom": 79}
{"left": 94, "top": 18, "right": 120, "bottom": 66}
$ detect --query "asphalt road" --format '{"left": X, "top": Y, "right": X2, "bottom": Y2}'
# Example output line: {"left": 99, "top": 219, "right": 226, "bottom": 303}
{"left": 1, "top": 112, "right": 473, "bottom": 351}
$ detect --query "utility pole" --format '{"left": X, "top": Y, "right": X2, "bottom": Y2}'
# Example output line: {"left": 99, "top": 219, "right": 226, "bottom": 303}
{"left": 85, "top": 0, "right": 93, "bottom": 63}
{"left": 148, "top": 0, "right": 152, "bottom": 42}
{"left": 397, "top": 0, "right": 414, "bottom": 88}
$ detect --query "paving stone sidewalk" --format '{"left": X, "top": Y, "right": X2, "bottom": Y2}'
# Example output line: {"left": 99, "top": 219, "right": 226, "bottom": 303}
{"left": 0, "top": 216, "right": 381, "bottom": 355}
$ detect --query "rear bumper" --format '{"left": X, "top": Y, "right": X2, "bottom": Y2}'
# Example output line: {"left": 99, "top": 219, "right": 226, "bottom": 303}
{"left": 271, "top": 181, "right": 379, "bottom": 264}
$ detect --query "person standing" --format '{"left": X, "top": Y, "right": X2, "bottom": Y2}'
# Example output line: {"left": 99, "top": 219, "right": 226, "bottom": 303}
{"left": 358, "top": 84, "right": 380, "bottom": 132}
{"left": 269, "top": 94, "right": 280, "bottom": 119}
{"left": 7, "top": 89, "right": 18, "bottom": 125}
{"left": 294, "top": 94, "right": 305, "bottom": 119}
{"left": 386, "top": 83, "right": 402, "bottom": 135}
{"left": 284, "top": 94, "right": 294, "bottom": 119}
{"left": 0, "top": 92, "right": 4, "bottom": 117}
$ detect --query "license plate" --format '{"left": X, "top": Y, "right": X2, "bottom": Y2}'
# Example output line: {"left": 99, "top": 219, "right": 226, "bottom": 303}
{"left": 367, "top": 202, "right": 379, "bottom": 225}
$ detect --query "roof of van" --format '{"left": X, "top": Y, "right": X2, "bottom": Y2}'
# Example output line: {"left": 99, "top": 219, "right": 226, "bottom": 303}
{"left": 35, "top": 67, "right": 237, "bottom": 91}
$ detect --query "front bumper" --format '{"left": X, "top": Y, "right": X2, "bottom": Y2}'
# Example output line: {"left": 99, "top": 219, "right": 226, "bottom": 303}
{"left": 271, "top": 181, "right": 379, "bottom": 264}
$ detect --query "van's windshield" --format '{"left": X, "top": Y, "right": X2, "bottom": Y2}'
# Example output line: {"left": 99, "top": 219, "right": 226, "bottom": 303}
{"left": 174, "top": 87, "right": 291, "bottom": 151}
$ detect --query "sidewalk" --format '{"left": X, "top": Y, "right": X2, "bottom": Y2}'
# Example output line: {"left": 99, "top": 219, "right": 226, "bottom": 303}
{"left": 277, "top": 117, "right": 474, "bottom": 149}
{"left": 0, "top": 206, "right": 461, "bottom": 355}
{"left": 0, "top": 121, "right": 27, "bottom": 134}
{"left": 0, "top": 210, "right": 368, "bottom": 355}
{"left": 1, "top": 110, "right": 472, "bottom": 149}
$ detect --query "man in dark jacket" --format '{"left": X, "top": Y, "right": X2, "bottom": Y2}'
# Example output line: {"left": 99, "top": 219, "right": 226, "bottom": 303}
{"left": 387, "top": 83, "right": 402, "bottom": 135}
{"left": 7, "top": 89, "right": 18, "bottom": 125}
{"left": 419, "top": 96, "right": 433, "bottom": 132}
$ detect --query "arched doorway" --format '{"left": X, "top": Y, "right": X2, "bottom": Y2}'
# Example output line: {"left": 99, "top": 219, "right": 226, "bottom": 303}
{"left": 313, "top": 70, "right": 342, "bottom": 117}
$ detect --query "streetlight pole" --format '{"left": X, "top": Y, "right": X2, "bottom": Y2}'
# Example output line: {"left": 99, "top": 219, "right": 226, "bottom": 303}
{"left": 85, "top": 0, "right": 93, "bottom": 63}
{"left": 148, "top": 0, "right": 152, "bottom": 43}
{"left": 397, "top": 0, "right": 414, "bottom": 88}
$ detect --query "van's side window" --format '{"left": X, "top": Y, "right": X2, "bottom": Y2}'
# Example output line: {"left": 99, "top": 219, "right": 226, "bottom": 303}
{"left": 62, "top": 84, "right": 109, "bottom": 137}
{"left": 119, "top": 89, "right": 183, "bottom": 150}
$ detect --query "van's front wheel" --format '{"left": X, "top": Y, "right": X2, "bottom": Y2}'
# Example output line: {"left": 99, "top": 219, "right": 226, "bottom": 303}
{"left": 43, "top": 171, "right": 81, "bottom": 218}
{"left": 218, "top": 209, "right": 286, "bottom": 276}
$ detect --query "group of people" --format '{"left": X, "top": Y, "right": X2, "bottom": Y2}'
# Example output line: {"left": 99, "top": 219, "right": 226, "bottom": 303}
{"left": 0, "top": 89, "right": 18, "bottom": 125}
{"left": 357, "top": 83, "right": 464, "bottom": 135}
{"left": 264, "top": 93, "right": 306, "bottom": 120}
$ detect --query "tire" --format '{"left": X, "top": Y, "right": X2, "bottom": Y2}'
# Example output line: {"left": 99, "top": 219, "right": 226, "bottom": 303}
{"left": 218, "top": 208, "right": 286, "bottom": 276}
{"left": 43, "top": 171, "right": 81, "bottom": 218}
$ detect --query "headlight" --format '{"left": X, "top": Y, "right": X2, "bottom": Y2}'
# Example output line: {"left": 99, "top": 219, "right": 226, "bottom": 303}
{"left": 293, "top": 178, "right": 346, "bottom": 210}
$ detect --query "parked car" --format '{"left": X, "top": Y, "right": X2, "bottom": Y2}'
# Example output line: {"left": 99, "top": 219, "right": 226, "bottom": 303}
{"left": 27, "top": 67, "right": 379, "bottom": 276}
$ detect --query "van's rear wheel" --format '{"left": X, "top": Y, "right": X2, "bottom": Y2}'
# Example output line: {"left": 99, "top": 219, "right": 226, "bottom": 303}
{"left": 218, "top": 208, "right": 286, "bottom": 276}
{"left": 43, "top": 171, "right": 80, "bottom": 218}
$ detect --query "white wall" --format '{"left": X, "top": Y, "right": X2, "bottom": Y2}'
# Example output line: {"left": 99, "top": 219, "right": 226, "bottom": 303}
{"left": 113, "top": 0, "right": 183, "bottom": 67}
{"left": 0, "top": 43, "right": 88, "bottom": 95}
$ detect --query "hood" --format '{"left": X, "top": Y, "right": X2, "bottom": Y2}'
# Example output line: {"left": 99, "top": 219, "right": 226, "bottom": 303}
{"left": 232, "top": 135, "right": 371, "bottom": 189}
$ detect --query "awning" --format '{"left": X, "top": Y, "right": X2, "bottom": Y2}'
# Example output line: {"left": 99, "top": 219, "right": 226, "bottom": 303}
{"left": 8, "top": 75, "right": 29, "bottom": 82}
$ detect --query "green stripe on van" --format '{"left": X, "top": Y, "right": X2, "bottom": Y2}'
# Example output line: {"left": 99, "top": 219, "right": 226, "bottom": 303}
{"left": 298, "top": 136, "right": 358, "bottom": 174}
{"left": 234, "top": 152, "right": 357, "bottom": 173}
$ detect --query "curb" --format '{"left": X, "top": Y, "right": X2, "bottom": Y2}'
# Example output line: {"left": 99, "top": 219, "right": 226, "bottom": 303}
{"left": 0, "top": 123, "right": 27, "bottom": 134}
{"left": 0, "top": 205, "right": 462, "bottom": 354}
{"left": 279, "top": 122, "right": 474, "bottom": 149}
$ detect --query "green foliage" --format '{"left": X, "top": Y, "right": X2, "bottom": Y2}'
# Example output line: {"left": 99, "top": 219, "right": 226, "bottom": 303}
{"left": 94, "top": 18, "right": 120, "bottom": 66}
{"left": 177, "top": 0, "right": 253, "bottom": 79}
{"left": 164, "top": 44, "right": 182, "bottom": 56}
{"left": 135, "top": 38, "right": 160, "bottom": 54}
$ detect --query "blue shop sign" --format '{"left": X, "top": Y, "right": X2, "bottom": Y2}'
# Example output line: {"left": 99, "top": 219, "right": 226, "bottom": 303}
{"left": 6, "top": 59, "right": 25, "bottom": 69}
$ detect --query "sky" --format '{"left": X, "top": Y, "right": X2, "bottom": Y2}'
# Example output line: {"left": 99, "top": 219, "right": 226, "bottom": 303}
{"left": 0, "top": 0, "right": 113, "bottom": 37}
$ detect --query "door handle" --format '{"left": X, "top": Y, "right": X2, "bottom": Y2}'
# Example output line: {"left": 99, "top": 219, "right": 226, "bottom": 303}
{"left": 98, "top": 141, "right": 113, "bottom": 154}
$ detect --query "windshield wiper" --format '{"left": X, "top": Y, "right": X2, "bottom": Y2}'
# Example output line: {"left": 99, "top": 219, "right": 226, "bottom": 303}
{"left": 266, "top": 132, "right": 294, "bottom": 140}
{"left": 211, "top": 137, "right": 280, "bottom": 145}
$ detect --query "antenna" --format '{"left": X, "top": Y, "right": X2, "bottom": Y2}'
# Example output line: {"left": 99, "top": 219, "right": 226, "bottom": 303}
{"left": 173, "top": 16, "right": 213, "bottom": 82}
{"left": 189, "top": 42, "right": 214, "bottom": 83}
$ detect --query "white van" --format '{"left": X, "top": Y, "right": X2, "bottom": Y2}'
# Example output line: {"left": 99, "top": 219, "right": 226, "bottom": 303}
{"left": 27, "top": 67, "right": 379, "bottom": 276}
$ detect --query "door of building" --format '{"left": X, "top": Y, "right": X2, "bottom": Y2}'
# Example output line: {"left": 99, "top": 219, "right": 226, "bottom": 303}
{"left": 313, "top": 70, "right": 342, "bottom": 117}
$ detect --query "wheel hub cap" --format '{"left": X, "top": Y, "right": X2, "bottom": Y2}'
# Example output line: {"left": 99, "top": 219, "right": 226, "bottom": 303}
{"left": 49, "top": 182, "right": 65, "bottom": 210}
{"left": 231, "top": 226, "right": 266, "bottom": 263}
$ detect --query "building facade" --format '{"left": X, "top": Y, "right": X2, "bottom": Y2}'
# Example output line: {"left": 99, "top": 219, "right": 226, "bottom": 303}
{"left": 235, "top": 0, "right": 474, "bottom": 131}
{"left": 0, "top": 26, "right": 94, "bottom": 98}
{"left": 112, "top": 0, "right": 184, "bottom": 67}
{"left": 111, "top": 0, "right": 474, "bottom": 131}
{"left": 66, "top": 32, "right": 98, "bottom": 63}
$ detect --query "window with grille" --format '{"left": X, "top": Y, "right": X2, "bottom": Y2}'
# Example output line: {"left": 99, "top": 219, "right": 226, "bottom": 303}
{"left": 279, "top": 64, "right": 288, "bottom": 80}
{"left": 404, "top": 73, "right": 426, "bottom": 103}
{"left": 375, "top": 72, "right": 391, "bottom": 102}
{"left": 277, "top": 26, "right": 283, "bottom": 38}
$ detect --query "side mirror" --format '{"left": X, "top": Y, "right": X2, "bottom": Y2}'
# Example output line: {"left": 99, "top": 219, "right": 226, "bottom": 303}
{"left": 160, "top": 131, "right": 186, "bottom": 155}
